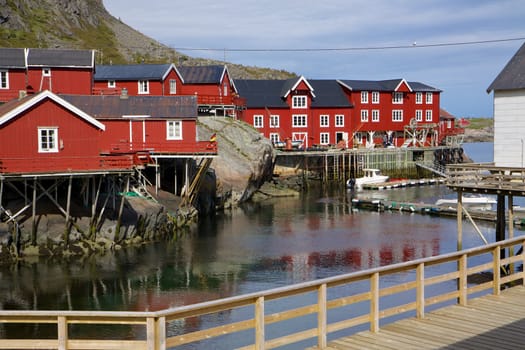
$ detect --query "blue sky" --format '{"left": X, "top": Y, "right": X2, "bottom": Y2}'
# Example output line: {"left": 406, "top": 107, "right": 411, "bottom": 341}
{"left": 103, "top": 0, "right": 525, "bottom": 118}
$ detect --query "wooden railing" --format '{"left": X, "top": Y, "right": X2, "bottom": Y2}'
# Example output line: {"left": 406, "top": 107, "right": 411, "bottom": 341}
{"left": 0, "top": 236, "right": 524, "bottom": 349}
{"left": 446, "top": 164, "right": 525, "bottom": 192}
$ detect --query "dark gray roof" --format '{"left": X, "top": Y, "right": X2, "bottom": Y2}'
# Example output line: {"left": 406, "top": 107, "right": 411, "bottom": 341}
{"left": 26, "top": 48, "right": 94, "bottom": 68}
{"left": 60, "top": 95, "right": 198, "bottom": 119}
{"left": 94, "top": 64, "right": 174, "bottom": 81}
{"left": 338, "top": 79, "right": 440, "bottom": 92}
{"left": 177, "top": 65, "right": 225, "bottom": 84}
{"left": 487, "top": 42, "right": 525, "bottom": 92}
{"left": 234, "top": 79, "right": 352, "bottom": 108}
{"left": 0, "top": 48, "right": 25, "bottom": 68}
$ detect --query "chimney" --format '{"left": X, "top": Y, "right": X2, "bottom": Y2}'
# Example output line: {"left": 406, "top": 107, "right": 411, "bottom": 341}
{"left": 120, "top": 88, "right": 128, "bottom": 99}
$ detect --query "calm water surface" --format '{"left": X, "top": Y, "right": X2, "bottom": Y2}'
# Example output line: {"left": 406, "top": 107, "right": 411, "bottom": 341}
{"left": 1, "top": 142, "right": 519, "bottom": 348}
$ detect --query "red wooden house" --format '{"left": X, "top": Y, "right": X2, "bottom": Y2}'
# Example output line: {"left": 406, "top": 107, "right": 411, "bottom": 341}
{"left": 93, "top": 63, "right": 184, "bottom": 97}
{"left": 0, "top": 48, "right": 95, "bottom": 103}
{"left": 337, "top": 79, "right": 442, "bottom": 147}
{"left": 0, "top": 90, "right": 127, "bottom": 174}
{"left": 177, "top": 65, "right": 244, "bottom": 117}
{"left": 235, "top": 76, "right": 353, "bottom": 149}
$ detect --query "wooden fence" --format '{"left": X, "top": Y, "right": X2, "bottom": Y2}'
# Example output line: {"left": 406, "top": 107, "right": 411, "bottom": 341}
{"left": 1, "top": 236, "right": 524, "bottom": 350}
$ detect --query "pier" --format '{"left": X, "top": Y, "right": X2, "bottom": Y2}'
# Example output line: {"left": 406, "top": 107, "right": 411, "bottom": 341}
{"left": 0, "top": 236, "right": 523, "bottom": 349}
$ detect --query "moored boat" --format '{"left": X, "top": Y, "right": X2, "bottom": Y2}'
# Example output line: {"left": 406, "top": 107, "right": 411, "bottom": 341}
{"left": 435, "top": 196, "right": 496, "bottom": 211}
{"left": 347, "top": 168, "right": 389, "bottom": 189}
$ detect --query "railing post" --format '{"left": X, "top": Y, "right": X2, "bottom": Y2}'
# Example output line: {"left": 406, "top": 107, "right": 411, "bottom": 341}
{"left": 255, "top": 296, "right": 265, "bottom": 350}
{"left": 458, "top": 253, "right": 468, "bottom": 305}
{"left": 370, "top": 272, "right": 379, "bottom": 333}
{"left": 416, "top": 263, "right": 425, "bottom": 318}
{"left": 147, "top": 317, "right": 156, "bottom": 350}
{"left": 493, "top": 246, "right": 501, "bottom": 295}
{"left": 58, "top": 316, "right": 67, "bottom": 350}
{"left": 317, "top": 283, "right": 327, "bottom": 348}
{"left": 157, "top": 316, "right": 166, "bottom": 350}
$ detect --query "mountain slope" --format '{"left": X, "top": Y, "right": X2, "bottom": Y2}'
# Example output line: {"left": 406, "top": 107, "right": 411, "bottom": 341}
{"left": 0, "top": 0, "right": 295, "bottom": 79}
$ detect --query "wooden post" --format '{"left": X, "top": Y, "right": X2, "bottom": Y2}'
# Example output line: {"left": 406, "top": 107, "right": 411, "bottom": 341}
{"left": 370, "top": 272, "right": 379, "bottom": 332}
{"left": 90, "top": 176, "right": 103, "bottom": 240}
{"left": 31, "top": 178, "right": 37, "bottom": 246}
{"left": 457, "top": 190, "right": 463, "bottom": 251}
{"left": 317, "top": 283, "right": 327, "bottom": 348}
{"left": 63, "top": 175, "right": 72, "bottom": 244}
{"left": 458, "top": 254, "right": 467, "bottom": 305}
{"left": 255, "top": 296, "right": 265, "bottom": 350}
{"left": 493, "top": 246, "right": 501, "bottom": 295}
{"left": 508, "top": 195, "right": 514, "bottom": 273}
{"left": 416, "top": 262, "right": 425, "bottom": 318}
{"left": 496, "top": 194, "right": 506, "bottom": 267}
{"left": 57, "top": 316, "right": 67, "bottom": 350}
{"left": 116, "top": 175, "right": 129, "bottom": 241}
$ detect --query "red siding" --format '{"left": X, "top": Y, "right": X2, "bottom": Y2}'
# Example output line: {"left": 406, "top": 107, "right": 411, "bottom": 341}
{"left": 26, "top": 68, "right": 93, "bottom": 95}
{"left": 0, "top": 69, "right": 27, "bottom": 102}
{"left": 0, "top": 99, "right": 112, "bottom": 173}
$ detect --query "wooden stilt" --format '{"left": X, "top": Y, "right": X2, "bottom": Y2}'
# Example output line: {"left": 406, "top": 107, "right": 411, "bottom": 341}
{"left": 31, "top": 178, "right": 37, "bottom": 246}
{"left": 64, "top": 176, "right": 73, "bottom": 244}
{"left": 90, "top": 175, "right": 103, "bottom": 240}
{"left": 115, "top": 175, "right": 129, "bottom": 241}
{"left": 456, "top": 190, "right": 462, "bottom": 251}
{"left": 174, "top": 160, "right": 178, "bottom": 195}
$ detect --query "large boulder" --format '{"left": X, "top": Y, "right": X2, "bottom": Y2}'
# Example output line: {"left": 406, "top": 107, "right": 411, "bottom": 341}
{"left": 198, "top": 117, "right": 275, "bottom": 206}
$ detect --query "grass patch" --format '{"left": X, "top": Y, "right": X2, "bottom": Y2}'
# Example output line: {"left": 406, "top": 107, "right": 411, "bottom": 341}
{"left": 465, "top": 117, "right": 493, "bottom": 130}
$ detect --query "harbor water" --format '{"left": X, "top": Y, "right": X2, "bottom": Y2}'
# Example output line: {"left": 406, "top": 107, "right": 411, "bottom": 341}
{"left": 0, "top": 142, "right": 520, "bottom": 348}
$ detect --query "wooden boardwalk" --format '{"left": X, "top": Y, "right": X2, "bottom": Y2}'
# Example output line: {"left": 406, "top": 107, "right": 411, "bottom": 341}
{"left": 311, "top": 286, "right": 525, "bottom": 350}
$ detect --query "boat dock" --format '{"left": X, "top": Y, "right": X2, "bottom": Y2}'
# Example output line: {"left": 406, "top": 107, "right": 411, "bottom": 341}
{"left": 360, "top": 177, "right": 445, "bottom": 190}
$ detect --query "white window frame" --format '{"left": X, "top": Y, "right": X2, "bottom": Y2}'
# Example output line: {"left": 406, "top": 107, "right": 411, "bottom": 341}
{"left": 416, "top": 110, "right": 423, "bottom": 122}
{"left": 361, "top": 91, "right": 368, "bottom": 104}
{"left": 392, "top": 110, "right": 403, "bottom": 122}
{"left": 223, "top": 83, "right": 228, "bottom": 96}
{"left": 426, "top": 110, "right": 433, "bottom": 122}
{"left": 42, "top": 68, "right": 51, "bottom": 77}
{"left": 107, "top": 80, "right": 116, "bottom": 88}
{"left": 292, "top": 95, "right": 307, "bottom": 109}
{"left": 371, "top": 91, "right": 379, "bottom": 104}
{"left": 138, "top": 80, "right": 149, "bottom": 94}
{"left": 372, "top": 110, "right": 379, "bottom": 122}
{"left": 360, "top": 110, "right": 369, "bottom": 122}
{"left": 415, "top": 92, "right": 422, "bottom": 104}
{"left": 169, "top": 79, "right": 177, "bottom": 94}
{"left": 335, "top": 114, "right": 344, "bottom": 127}
{"left": 253, "top": 115, "right": 264, "bottom": 128}
{"left": 166, "top": 120, "right": 182, "bottom": 140}
{"left": 269, "top": 133, "right": 280, "bottom": 144}
{"left": 392, "top": 92, "right": 403, "bottom": 104}
{"left": 292, "top": 114, "right": 307, "bottom": 127}
{"left": 0, "top": 70, "right": 9, "bottom": 89}
{"left": 270, "top": 115, "right": 280, "bottom": 128}
{"left": 320, "top": 114, "right": 329, "bottom": 127}
{"left": 320, "top": 132, "right": 329, "bottom": 145}
{"left": 426, "top": 92, "right": 433, "bottom": 104}
{"left": 38, "top": 127, "right": 58, "bottom": 153}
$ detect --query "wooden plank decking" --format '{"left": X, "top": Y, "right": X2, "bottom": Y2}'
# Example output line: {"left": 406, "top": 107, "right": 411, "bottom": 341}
{"left": 310, "top": 286, "right": 525, "bottom": 350}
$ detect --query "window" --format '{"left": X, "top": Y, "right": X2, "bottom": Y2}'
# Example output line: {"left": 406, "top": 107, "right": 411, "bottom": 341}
{"left": 426, "top": 92, "right": 433, "bottom": 104}
{"left": 360, "top": 110, "right": 368, "bottom": 122}
{"left": 223, "top": 83, "right": 228, "bottom": 96}
{"left": 335, "top": 115, "right": 344, "bottom": 127}
{"left": 270, "top": 115, "right": 280, "bottom": 128}
{"left": 361, "top": 91, "right": 368, "bottom": 103}
{"left": 292, "top": 114, "right": 307, "bottom": 127}
{"left": 138, "top": 80, "right": 149, "bottom": 94}
{"left": 320, "top": 115, "right": 329, "bottom": 127}
{"left": 169, "top": 79, "right": 177, "bottom": 94}
{"left": 372, "top": 110, "right": 379, "bottom": 122}
{"left": 416, "top": 110, "right": 423, "bottom": 122}
{"left": 42, "top": 68, "right": 51, "bottom": 77}
{"left": 392, "top": 92, "right": 403, "bottom": 104}
{"left": 269, "top": 133, "right": 280, "bottom": 144}
{"left": 426, "top": 110, "right": 433, "bottom": 122}
{"left": 0, "top": 71, "right": 8, "bottom": 89}
{"left": 107, "top": 80, "right": 116, "bottom": 88}
{"left": 415, "top": 92, "right": 422, "bottom": 104}
{"left": 392, "top": 110, "right": 403, "bottom": 122}
{"left": 166, "top": 120, "right": 182, "bottom": 140}
{"left": 292, "top": 95, "right": 307, "bottom": 108}
{"left": 253, "top": 115, "right": 263, "bottom": 128}
{"left": 38, "top": 127, "right": 58, "bottom": 153}
{"left": 372, "top": 91, "right": 379, "bottom": 104}
{"left": 320, "top": 133, "right": 329, "bottom": 145}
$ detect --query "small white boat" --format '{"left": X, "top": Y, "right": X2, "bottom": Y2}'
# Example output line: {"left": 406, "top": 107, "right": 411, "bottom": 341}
{"left": 435, "top": 196, "right": 496, "bottom": 211}
{"left": 347, "top": 168, "right": 389, "bottom": 189}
